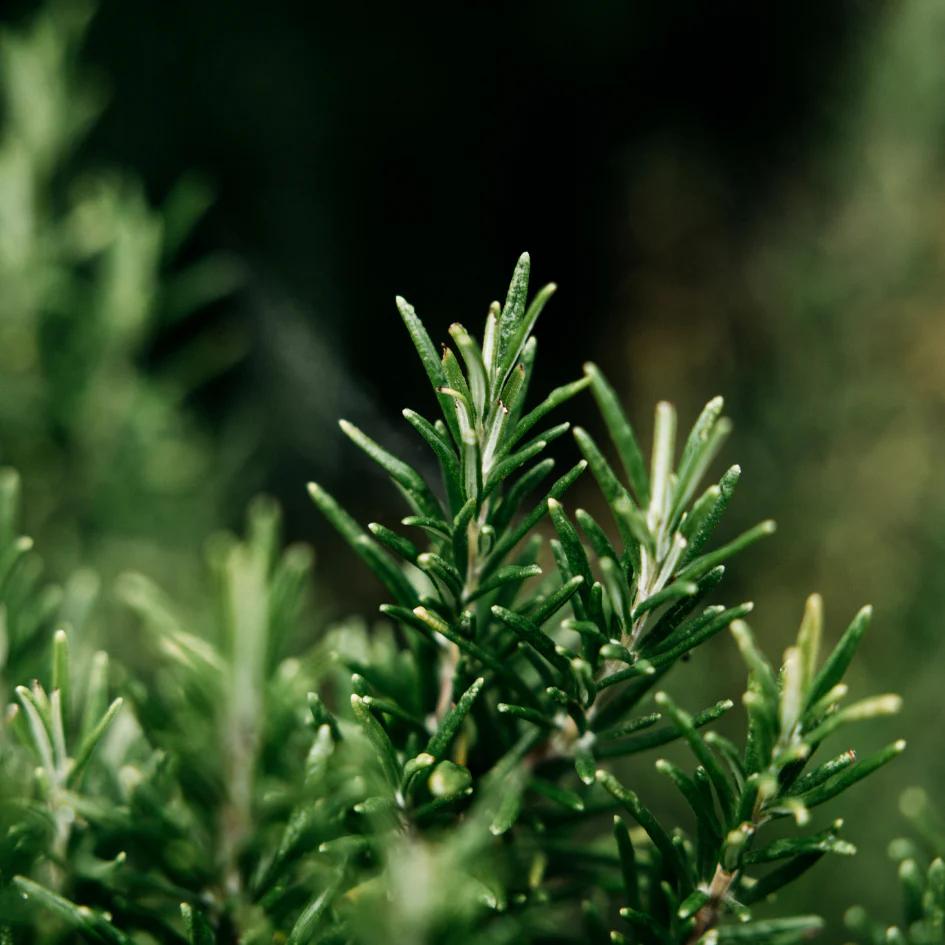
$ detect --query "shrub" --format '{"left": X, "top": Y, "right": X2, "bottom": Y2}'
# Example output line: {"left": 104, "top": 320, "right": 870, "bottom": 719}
{"left": 845, "top": 788, "right": 945, "bottom": 944}
{"left": 0, "top": 3, "right": 243, "bottom": 578}
{"left": 0, "top": 254, "right": 905, "bottom": 944}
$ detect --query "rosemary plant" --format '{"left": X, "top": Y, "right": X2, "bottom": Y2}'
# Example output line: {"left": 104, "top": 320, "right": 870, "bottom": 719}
{"left": 844, "top": 788, "right": 945, "bottom": 945}
{"left": 0, "top": 255, "right": 905, "bottom": 944}
{"left": 0, "top": 3, "right": 243, "bottom": 578}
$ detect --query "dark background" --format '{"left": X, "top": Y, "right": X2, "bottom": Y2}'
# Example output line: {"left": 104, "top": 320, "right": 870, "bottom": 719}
{"left": 6, "top": 0, "right": 945, "bottom": 933}
{"left": 69, "top": 0, "right": 878, "bottom": 545}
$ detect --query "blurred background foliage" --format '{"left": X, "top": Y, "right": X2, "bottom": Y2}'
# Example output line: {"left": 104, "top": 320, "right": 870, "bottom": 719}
{"left": 1, "top": 0, "right": 943, "bottom": 933}
{"left": 0, "top": 0, "right": 247, "bottom": 597}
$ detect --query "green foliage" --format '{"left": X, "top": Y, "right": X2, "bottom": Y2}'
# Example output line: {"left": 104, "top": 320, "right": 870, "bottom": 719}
{"left": 844, "top": 789, "right": 945, "bottom": 945}
{"left": 1, "top": 496, "right": 318, "bottom": 943}
{"left": 0, "top": 251, "right": 907, "bottom": 943}
{"left": 296, "top": 253, "right": 900, "bottom": 944}
{"left": 0, "top": 2, "right": 244, "bottom": 576}
{"left": 0, "top": 466, "right": 79, "bottom": 691}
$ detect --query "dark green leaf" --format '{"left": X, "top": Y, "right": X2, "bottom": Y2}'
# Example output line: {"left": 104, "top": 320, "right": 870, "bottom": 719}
{"left": 308, "top": 482, "right": 418, "bottom": 606}
{"left": 466, "top": 564, "right": 542, "bottom": 603}
{"left": 681, "top": 464, "right": 741, "bottom": 563}
{"left": 742, "top": 828, "right": 856, "bottom": 866}
{"left": 583, "top": 363, "right": 649, "bottom": 504}
{"left": 368, "top": 523, "right": 419, "bottom": 563}
{"left": 805, "top": 604, "right": 872, "bottom": 712}
{"left": 496, "top": 252, "right": 531, "bottom": 375}
{"left": 350, "top": 693, "right": 401, "bottom": 790}
{"left": 181, "top": 903, "right": 216, "bottom": 945}
{"left": 677, "top": 519, "right": 776, "bottom": 582}
{"left": 596, "top": 769, "right": 688, "bottom": 887}
{"left": 498, "top": 281, "right": 556, "bottom": 385}
{"left": 547, "top": 498, "right": 593, "bottom": 592}
{"left": 483, "top": 460, "right": 586, "bottom": 577}
{"left": 340, "top": 419, "right": 444, "bottom": 520}
{"left": 491, "top": 605, "right": 571, "bottom": 674}
{"left": 796, "top": 740, "right": 905, "bottom": 809}
{"left": 285, "top": 878, "right": 342, "bottom": 945}
{"left": 613, "top": 814, "right": 640, "bottom": 909}
{"left": 654, "top": 691, "right": 737, "bottom": 824}
{"left": 396, "top": 295, "right": 460, "bottom": 443}
{"left": 402, "top": 408, "right": 464, "bottom": 514}
{"left": 426, "top": 676, "right": 484, "bottom": 759}
{"left": 67, "top": 697, "right": 123, "bottom": 788}
{"left": 511, "top": 376, "right": 590, "bottom": 447}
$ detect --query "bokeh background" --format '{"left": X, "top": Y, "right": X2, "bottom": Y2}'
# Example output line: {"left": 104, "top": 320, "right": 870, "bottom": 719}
{"left": 2, "top": 0, "right": 944, "bottom": 933}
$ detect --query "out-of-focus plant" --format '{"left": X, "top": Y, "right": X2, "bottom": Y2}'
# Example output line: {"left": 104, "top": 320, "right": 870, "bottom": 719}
{"left": 844, "top": 789, "right": 945, "bottom": 944}
{"left": 1, "top": 495, "right": 318, "bottom": 943}
{"left": 0, "top": 2, "right": 244, "bottom": 577}
{"left": 0, "top": 466, "right": 98, "bottom": 694}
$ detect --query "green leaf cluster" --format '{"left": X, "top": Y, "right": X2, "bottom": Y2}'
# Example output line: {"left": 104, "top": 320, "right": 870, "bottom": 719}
{"left": 0, "top": 3, "right": 244, "bottom": 577}
{"left": 845, "top": 788, "right": 945, "bottom": 945}
{"left": 0, "top": 252, "right": 905, "bottom": 944}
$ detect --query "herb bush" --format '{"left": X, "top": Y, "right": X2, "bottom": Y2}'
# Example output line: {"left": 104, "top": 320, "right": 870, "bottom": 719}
{"left": 0, "top": 251, "right": 908, "bottom": 944}
{"left": 844, "top": 788, "right": 945, "bottom": 944}
{"left": 0, "top": 1, "right": 244, "bottom": 584}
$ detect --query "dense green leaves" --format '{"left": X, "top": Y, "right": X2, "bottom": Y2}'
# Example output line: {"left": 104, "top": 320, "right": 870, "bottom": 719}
{"left": 0, "top": 253, "right": 905, "bottom": 945}
{"left": 843, "top": 788, "right": 945, "bottom": 944}
{"left": 590, "top": 597, "right": 904, "bottom": 943}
